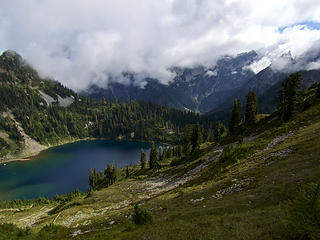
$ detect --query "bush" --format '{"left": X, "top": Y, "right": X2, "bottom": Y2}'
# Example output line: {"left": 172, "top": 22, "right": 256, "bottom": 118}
{"left": 0, "top": 223, "right": 32, "bottom": 239}
{"left": 285, "top": 182, "right": 320, "bottom": 240}
{"left": 132, "top": 204, "right": 153, "bottom": 225}
{"left": 219, "top": 140, "right": 253, "bottom": 164}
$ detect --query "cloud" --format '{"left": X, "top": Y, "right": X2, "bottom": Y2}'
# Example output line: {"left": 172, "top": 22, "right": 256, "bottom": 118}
{"left": 0, "top": 0, "right": 320, "bottom": 90}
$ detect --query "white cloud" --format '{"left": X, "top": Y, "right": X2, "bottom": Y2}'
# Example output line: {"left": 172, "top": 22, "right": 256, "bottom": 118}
{"left": 0, "top": 0, "right": 320, "bottom": 90}
{"left": 307, "top": 60, "right": 320, "bottom": 70}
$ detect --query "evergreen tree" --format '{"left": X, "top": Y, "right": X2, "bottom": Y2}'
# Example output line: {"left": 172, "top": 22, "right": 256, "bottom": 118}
{"left": 183, "top": 124, "right": 203, "bottom": 155}
{"left": 161, "top": 148, "right": 167, "bottom": 161}
{"left": 229, "top": 99, "right": 242, "bottom": 135}
{"left": 149, "top": 142, "right": 160, "bottom": 170}
{"left": 93, "top": 168, "right": 98, "bottom": 187}
{"left": 166, "top": 147, "right": 173, "bottom": 159}
{"left": 215, "top": 121, "right": 226, "bottom": 142}
{"left": 158, "top": 148, "right": 163, "bottom": 161}
{"left": 111, "top": 165, "right": 117, "bottom": 184}
{"left": 317, "top": 83, "right": 320, "bottom": 98}
{"left": 245, "top": 91, "right": 258, "bottom": 126}
{"left": 206, "top": 124, "right": 214, "bottom": 142}
{"left": 279, "top": 73, "right": 302, "bottom": 121}
{"left": 104, "top": 165, "right": 113, "bottom": 186}
{"left": 140, "top": 150, "right": 147, "bottom": 169}
{"left": 183, "top": 125, "right": 193, "bottom": 155}
{"left": 126, "top": 166, "right": 130, "bottom": 178}
{"left": 88, "top": 168, "right": 95, "bottom": 188}
{"left": 191, "top": 123, "right": 203, "bottom": 153}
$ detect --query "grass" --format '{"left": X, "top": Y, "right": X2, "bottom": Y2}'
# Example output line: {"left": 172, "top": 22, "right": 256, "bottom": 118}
{"left": 0, "top": 102, "right": 320, "bottom": 239}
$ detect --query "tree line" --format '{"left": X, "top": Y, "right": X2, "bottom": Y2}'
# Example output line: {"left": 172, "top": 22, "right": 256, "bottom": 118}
{"left": 88, "top": 164, "right": 118, "bottom": 190}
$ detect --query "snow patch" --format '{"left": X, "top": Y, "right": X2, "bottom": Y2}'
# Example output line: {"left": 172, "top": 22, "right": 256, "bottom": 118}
{"left": 39, "top": 90, "right": 55, "bottom": 106}
{"left": 205, "top": 70, "right": 218, "bottom": 77}
{"left": 39, "top": 90, "right": 74, "bottom": 107}
{"left": 58, "top": 95, "right": 74, "bottom": 107}
{"left": 243, "top": 56, "right": 272, "bottom": 74}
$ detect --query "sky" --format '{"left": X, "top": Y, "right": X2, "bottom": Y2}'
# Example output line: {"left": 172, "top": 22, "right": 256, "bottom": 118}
{"left": 1, "top": 0, "right": 320, "bottom": 91}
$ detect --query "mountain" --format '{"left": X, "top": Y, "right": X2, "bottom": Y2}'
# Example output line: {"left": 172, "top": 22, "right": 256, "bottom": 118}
{"left": 84, "top": 50, "right": 320, "bottom": 115}
{"left": 83, "top": 51, "right": 258, "bottom": 113}
{"left": 213, "top": 52, "right": 320, "bottom": 114}
{"left": 0, "top": 50, "right": 210, "bottom": 161}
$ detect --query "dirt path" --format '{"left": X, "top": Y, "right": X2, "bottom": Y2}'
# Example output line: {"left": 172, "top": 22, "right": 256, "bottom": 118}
{"left": 145, "top": 149, "right": 223, "bottom": 196}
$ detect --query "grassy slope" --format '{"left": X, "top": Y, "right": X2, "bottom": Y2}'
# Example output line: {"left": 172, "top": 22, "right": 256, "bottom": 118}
{"left": 0, "top": 102, "right": 320, "bottom": 240}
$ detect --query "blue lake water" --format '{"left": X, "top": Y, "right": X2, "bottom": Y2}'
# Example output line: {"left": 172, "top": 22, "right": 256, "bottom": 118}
{"left": 0, "top": 140, "right": 150, "bottom": 200}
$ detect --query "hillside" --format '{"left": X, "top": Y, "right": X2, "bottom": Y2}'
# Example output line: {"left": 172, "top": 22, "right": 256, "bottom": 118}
{"left": 0, "top": 81, "right": 319, "bottom": 239}
{"left": 0, "top": 51, "right": 210, "bottom": 162}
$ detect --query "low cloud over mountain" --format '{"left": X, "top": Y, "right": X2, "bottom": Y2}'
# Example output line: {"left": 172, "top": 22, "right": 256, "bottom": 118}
{"left": 1, "top": 0, "right": 320, "bottom": 90}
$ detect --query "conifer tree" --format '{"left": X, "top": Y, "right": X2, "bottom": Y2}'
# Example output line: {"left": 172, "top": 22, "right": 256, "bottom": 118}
{"left": 183, "top": 124, "right": 203, "bottom": 155}
{"left": 183, "top": 125, "right": 193, "bottom": 155}
{"left": 177, "top": 145, "right": 183, "bottom": 157}
{"left": 126, "top": 166, "right": 130, "bottom": 178}
{"left": 245, "top": 91, "right": 258, "bottom": 126}
{"left": 166, "top": 147, "right": 173, "bottom": 159}
{"left": 149, "top": 142, "right": 160, "bottom": 170}
{"left": 159, "top": 148, "right": 164, "bottom": 161}
{"left": 191, "top": 123, "right": 203, "bottom": 153}
{"left": 215, "top": 121, "right": 226, "bottom": 142}
{"left": 162, "top": 148, "right": 167, "bottom": 161}
{"left": 229, "top": 99, "right": 242, "bottom": 135}
{"left": 88, "top": 168, "right": 95, "bottom": 188}
{"left": 140, "top": 150, "right": 147, "bottom": 169}
{"left": 93, "top": 168, "right": 98, "bottom": 187}
{"left": 111, "top": 165, "right": 117, "bottom": 184}
{"left": 206, "top": 124, "right": 214, "bottom": 142}
{"left": 317, "top": 83, "right": 320, "bottom": 98}
{"left": 104, "top": 165, "right": 113, "bottom": 186}
{"left": 279, "top": 73, "right": 302, "bottom": 121}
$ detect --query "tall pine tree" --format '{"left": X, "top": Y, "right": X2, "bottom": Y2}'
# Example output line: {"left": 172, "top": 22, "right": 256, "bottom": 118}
{"left": 149, "top": 142, "right": 160, "bottom": 170}
{"left": 140, "top": 150, "right": 147, "bottom": 169}
{"left": 229, "top": 99, "right": 242, "bottom": 135}
{"left": 215, "top": 121, "right": 226, "bottom": 142}
{"left": 279, "top": 73, "right": 302, "bottom": 121}
{"left": 245, "top": 91, "right": 258, "bottom": 126}
{"left": 191, "top": 123, "right": 203, "bottom": 153}
{"left": 183, "top": 125, "right": 193, "bottom": 155}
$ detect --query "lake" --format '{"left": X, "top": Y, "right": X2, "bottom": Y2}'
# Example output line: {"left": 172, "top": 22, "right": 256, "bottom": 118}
{"left": 0, "top": 140, "right": 150, "bottom": 200}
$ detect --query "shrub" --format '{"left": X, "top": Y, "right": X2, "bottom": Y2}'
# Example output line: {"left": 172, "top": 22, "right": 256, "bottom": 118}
{"left": 132, "top": 204, "right": 153, "bottom": 225}
{"left": 285, "top": 182, "right": 320, "bottom": 240}
{"left": 219, "top": 140, "right": 253, "bottom": 164}
{"left": 0, "top": 223, "right": 30, "bottom": 239}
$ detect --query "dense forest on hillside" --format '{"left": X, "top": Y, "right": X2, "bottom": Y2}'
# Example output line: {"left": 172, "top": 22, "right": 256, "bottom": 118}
{"left": 0, "top": 51, "right": 213, "bottom": 158}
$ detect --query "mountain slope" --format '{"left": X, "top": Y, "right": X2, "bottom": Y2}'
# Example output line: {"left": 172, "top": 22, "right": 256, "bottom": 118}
{"left": 1, "top": 84, "right": 320, "bottom": 239}
{"left": 0, "top": 51, "right": 210, "bottom": 161}
{"left": 213, "top": 67, "right": 320, "bottom": 114}
{"left": 83, "top": 51, "right": 258, "bottom": 113}
{"left": 85, "top": 50, "right": 320, "bottom": 115}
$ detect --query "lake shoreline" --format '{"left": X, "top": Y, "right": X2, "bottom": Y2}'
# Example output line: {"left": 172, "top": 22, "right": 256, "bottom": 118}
{"left": 0, "top": 137, "right": 155, "bottom": 164}
{"left": 0, "top": 137, "right": 92, "bottom": 164}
